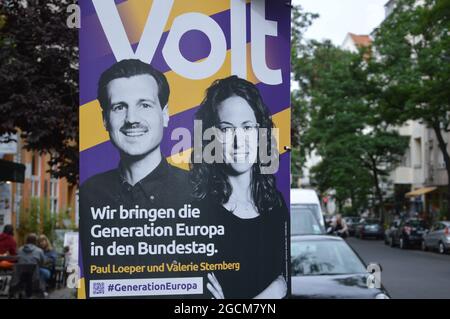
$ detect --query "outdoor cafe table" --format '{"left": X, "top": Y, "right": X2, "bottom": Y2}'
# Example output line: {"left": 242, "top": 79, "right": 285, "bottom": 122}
{"left": 0, "top": 256, "right": 18, "bottom": 262}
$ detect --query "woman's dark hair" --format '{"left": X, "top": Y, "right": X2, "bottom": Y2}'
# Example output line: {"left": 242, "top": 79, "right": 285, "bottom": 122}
{"left": 190, "top": 76, "right": 282, "bottom": 214}
{"left": 3, "top": 225, "right": 13, "bottom": 236}
{"left": 97, "top": 59, "right": 170, "bottom": 111}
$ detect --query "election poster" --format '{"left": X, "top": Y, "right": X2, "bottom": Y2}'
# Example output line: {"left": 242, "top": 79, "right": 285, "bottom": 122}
{"left": 79, "top": 0, "right": 291, "bottom": 299}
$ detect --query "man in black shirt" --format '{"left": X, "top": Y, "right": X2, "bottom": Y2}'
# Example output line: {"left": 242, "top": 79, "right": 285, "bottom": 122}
{"left": 80, "top": 59, "right": 198, "bottom": 298}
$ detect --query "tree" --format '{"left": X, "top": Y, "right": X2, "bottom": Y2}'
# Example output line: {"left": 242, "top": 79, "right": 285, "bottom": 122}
{"left": 0, "top": 0, "right": 78, "bottom": 184}
{"left": 291, "top": 6, "right": 318, "bottom": 186}
{"left": 372, "top": 0, "right": 450, "bottom": 218}
{"left": 292, "top": 40, "right": 409, "bottom": 221}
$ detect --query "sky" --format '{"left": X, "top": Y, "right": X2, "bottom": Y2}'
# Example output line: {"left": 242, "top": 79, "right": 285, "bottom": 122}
{"left": 293, "top": 0, "right": 388, "bottom": 46}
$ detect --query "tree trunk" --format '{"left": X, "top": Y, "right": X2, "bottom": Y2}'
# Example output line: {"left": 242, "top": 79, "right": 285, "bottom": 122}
{"left": 350, "top": 188, "right": 356, "bottom": 216}
{"left": 371, "top": 156, "right": 386, "bottom": 224}
{"left": 337, "top": 199, "right": 343, "bottom": 214}
{"left": 432, "top": 123, "right": 450, "bottom": 220}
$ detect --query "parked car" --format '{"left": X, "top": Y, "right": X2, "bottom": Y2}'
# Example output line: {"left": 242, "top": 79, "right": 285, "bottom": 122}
{"left": 422, "top": 221, "right": 450, "bottom": 254}
{"left": 344, "top": 217, "right": 362, "bottom": 237}
{"left": 291, "top": 235, "right": 390, "bottom": 299}
{"left": 291, "top": 189, "right": 325, "bottom": 231}
{"left": 291, "top": 205, "right": 325, "bottom": 236}
{"left": 355, "top": 219, "right": 384, "bottom": 240}
{"left": 390, "top": 218, "right": 428, "bottom": 249}
{"left": 384, "top": 219, "right": 401, "bottom": 245}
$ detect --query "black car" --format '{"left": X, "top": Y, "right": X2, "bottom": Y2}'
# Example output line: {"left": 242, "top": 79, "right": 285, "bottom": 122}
{"left": 355, "top": 219, "right": 384, "bottom": 240}
{"left": 390, "top": 218, "right": 428, "bottom": 249}
{"left": 384, "top": 219, "right": 401, "bottom": 245}
{"left": 291, "top": 235, "right": 390, "bottom": 299}
{"left": 344, "top": 217, "right": 361, "bottom": 237}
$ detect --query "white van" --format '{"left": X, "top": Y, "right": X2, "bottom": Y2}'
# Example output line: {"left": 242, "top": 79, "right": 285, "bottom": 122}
{"left": 291, "top": 188, "right": 325, "bottom": 235}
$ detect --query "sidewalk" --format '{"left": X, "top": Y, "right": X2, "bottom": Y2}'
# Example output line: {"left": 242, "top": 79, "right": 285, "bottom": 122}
{"left": 0, "top": 284, "right": 77, "bottom": 299}
{"left": 48, "top": 287, "right": 77, "bottom": 299}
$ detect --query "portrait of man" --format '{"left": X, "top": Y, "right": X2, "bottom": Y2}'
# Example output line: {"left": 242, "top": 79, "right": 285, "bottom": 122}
{"left": 79, "top": 59, "right": 195, "bottom": 298}
{"left": 80, "top": 59, "right": 192, "bottom": 211}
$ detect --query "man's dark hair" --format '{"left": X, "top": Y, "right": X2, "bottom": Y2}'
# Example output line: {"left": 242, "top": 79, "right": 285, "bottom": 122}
{"left": 2, "top": 225, "right": 13, "bottom": 236}
{"left": 97, "top": 59, "right": 170, "bottom": 111}
{"left": 26, "top": 233, "right": 37, "bottom": 245}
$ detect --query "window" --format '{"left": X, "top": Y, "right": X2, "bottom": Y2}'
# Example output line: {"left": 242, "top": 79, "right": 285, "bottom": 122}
{"left": 30, "top": 153, "right": 41, "bottom": 198}
{"left": 50, "top": 178, "right": 59, "bottom": 214}
{"left": 438, "top": 149, "right": 446, "bottom": 168}
{"left": 291, "top": 240, "right": 366, "bottom": 276}
{"left": 414, "top": 138, "right": 422, "bottom": 168}
{"left": 31, "top": 153, "right": 37, "bottom": 175}
{"left": 401, "top": 147, "right": 411, "bottom": 167}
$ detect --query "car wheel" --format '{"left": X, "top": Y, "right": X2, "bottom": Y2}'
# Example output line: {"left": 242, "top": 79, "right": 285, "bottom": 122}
{"left": 421, "top": 241, "right": 428, "bottom": 251}
{"left": 399, "top": 237, "right": 406, "bottom": 249}
{"left": 438, "top": 242, "right": 446, "bottom": 254}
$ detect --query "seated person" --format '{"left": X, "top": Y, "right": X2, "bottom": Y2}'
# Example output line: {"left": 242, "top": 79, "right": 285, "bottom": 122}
{"left": 13, "top": 233, "right": 48, "bottom": 296}
{"left": 330, "top": 214, "right": 349, "bottom": 238}
{"left": 0, "top": 225, "right": 17, "bottom": 270}
{"left": 37, "top": 235, "right": 58, "bottom": 285}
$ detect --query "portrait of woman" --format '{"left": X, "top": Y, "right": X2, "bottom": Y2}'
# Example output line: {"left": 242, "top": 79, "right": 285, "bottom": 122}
{"left": 190, "top": 76, "right": 290, "bottom": 299}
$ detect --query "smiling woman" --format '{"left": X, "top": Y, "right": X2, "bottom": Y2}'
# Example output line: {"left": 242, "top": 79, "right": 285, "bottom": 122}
{"left": 190, "top": 76, "right": 289, "bottom": 299}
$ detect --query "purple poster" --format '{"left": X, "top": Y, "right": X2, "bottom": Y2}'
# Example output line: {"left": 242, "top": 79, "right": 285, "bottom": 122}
{"left": 79, "top": 0, "right": 291, "bottom": 299}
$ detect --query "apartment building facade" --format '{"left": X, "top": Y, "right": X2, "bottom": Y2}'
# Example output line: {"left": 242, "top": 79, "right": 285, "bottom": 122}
{"left": 382, "top": 0, "right": 448, "bottom": 220}
{"left": 0, "top": 134, "right": 78, "bottom": 235}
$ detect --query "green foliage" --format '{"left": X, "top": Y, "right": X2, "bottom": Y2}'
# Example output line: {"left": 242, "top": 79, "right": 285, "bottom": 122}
{"left": 0, "top": 1, "right": 78, "bottom": 185}
{"left": 17, "top": 198, "right": 40, "bottom": 242}
{"left": 17, "top": 197, "right": 72, "bottom": 244}
{"left": 41, "top": 200, "right": 57, "bottom": 243}
{"left": 342, "top": 206, "right": 358, "bottom": 217}
{"left": 291, "top": 5, "right": 319, "bottom": 180}
{"left": 372, "top": 0, "right": 450, "bottom": 217}
{"left": 290, "top": 0, "right": 449, "bottom": 220}
{"left": 292, "top": 40, "right": 408, "bottom": 219}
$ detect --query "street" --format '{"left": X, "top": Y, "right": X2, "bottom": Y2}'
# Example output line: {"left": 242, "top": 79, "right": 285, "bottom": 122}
{"left": 347, "top": 237, "right": 450, "bottom": 299}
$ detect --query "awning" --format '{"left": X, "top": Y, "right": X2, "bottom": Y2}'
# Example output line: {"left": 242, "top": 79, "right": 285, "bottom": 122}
{"left": 405, "top": 187, "right": 437, "bottom": 198}
{"left": 0, "top": 159, "right": 25, "bottom": 183}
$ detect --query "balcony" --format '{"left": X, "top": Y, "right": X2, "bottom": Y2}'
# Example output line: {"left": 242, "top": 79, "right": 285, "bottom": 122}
{"left": 392, "top": 167, "right": 413, "bottom": 184}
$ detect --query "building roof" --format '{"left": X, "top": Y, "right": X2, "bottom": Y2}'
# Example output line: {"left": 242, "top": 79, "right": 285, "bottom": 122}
{"left": 348, "top": 33, "right": 372, "bottom": 48}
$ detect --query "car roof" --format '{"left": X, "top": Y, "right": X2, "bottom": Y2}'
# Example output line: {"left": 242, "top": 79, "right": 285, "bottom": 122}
{"left": 291, "top": 188, "right": 320, "bottom": 204}
{"left": 291, "top": 235, "right": 344, "bottom": 242}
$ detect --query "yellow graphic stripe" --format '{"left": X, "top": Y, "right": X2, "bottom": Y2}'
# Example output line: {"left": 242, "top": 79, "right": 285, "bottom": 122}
{"left": 80, "top": 44, "right": 257, "bottom": 152}
{"left": 167, "top": 148, "right": 193, "bottom": 171}
{"left": 77, "top": 278, "right": 86, "bottom": 299}
{"left": 80, "top": 101, "right": 108, "bottom": 152}
{"left": 273, "top": 106, "right": 291, "bottom": 156}
{"left": 119, "top": 0, "right": 250, "bottom": 44}
{"left": 167, "top": 107, "right": 291, "bottom": 171}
